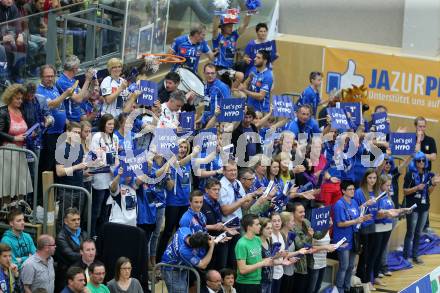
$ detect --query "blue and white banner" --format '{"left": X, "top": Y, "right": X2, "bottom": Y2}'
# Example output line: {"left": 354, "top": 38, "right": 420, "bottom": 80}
{"left": 337, "top": 102, "right": 362, "bottom": 127}
{"left": 179, "top": 112, "right": 195, "bottom": 131}
{"left": 311, "top": 206, "right": 331, "bottom": 232}
{"left": 273, "top": 95, "right": 295, "bottom": 118}
{"left": 137, "top": 80, "right": 158, "bottom": 106}
{"left": 371, "top": 112, "right": 390, "bottom": 134}
{"left": 328, "top": 108, "right": 350, "bottom": 130}
{"left": 218, "top": 98, "right": 245, "bottom": 122}
{"left": 390, "top": 133, "right": 417, "bottom": 155}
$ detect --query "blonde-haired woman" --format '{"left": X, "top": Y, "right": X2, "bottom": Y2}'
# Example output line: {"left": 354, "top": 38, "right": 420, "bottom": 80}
{"left": 0, "top": 84, "right": 33, "bottom": 199}
{"left": 100, "top": 58, "right": 129, "bottom": 117}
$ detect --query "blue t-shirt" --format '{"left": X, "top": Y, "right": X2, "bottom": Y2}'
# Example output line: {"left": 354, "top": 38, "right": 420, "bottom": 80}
{"left": 198, "top": 153, "right": 223, "bottom": 190}
{"left": 354, "top": 189, "right": 379, "bottom": 229}
{"left": 179, "top": 208, "right": 207, "bottom": 233}
{"left": 212, "top": 30, "right": 239, "bottom": 69}
{"left": 162, "top": 227, "right": 206, "bottom": 267}
{"left": 136, "top": 184, "right": 157, "bottom": 225}
{"left": 56, "top": 73, "right": 82, "bottom": 122}
{"left": 171, "top": 35, "right": 211, "bottom": 72}
{"left": 166, "top": 162, "right": 192, "bottom": 206}
{"left": 202, "top": 78, "right": 230, "bottom": 124}
{"left": 36, "top": 84, "right": 66, "bottom": 134}
{"left": 243, "top": 127, "right": 257, "bottom": 157}
{"left": 246, "top": 67, "right": 273, "bottom": 113}
{"left": 376, "top": 196, "right": 394, "bottom": 224}
{"left": 284, "top": 118, "right": 321, "bottom": 141}
{"left": 148, "top": 160, "right": 169, "bottom": 207}
{"left": 332, "top": 197, "right": 360, "bottom": 251}
{"left": 115, "top": 130, "right": 134, "bottom": 156}
{"left": 297, "top": 85, "right": 320, "bottom": 117}
{"left": 244, "top": 39, "right": 277, "bottom": 76}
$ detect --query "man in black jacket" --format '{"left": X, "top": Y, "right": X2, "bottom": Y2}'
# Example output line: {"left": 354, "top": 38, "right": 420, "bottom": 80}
{"left": 55, "top": 207, "right": 88, "bottom": 292}
{"left": 201, "top": 270, "right": 224, "bottom": 293}
{"left": 232, "top": 106, "right": 262, "bottom": 164}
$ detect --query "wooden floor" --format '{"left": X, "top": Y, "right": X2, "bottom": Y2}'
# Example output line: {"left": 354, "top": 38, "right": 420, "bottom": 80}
{"left": 375, "top": 213, "right": 440, "bottom": 292}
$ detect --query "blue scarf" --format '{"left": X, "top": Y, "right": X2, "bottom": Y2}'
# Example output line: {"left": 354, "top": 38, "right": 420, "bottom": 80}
{"left": 203, "top": 194, "right": 222, "bottom": 223}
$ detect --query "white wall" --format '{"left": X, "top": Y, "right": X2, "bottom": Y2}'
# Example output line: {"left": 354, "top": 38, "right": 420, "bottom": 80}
{"left": 279, "top": 0, "right": 405, "bottom": 47}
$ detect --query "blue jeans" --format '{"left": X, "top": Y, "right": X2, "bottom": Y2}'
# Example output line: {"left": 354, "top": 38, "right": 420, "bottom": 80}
{"left": 403, "top": 210, "right": 428, "bottom": 259}
{"left": 149, "top": 207, "right": 165, "bottom": 257}
{"left": 336, "top": 249, "right": 356, "bottom": 293}
{"left": 162, "top": 268, "right": 188, "bottom": 293}
{"left": 261, "top": 281, "right": 272, "bottom": 293}
{"left": 308, "top": 267, "right": 326, "bottom": 293}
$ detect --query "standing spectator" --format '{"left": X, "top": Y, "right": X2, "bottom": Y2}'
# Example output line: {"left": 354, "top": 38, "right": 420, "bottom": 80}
{"left": 1, "top": 209, "right": 36, "bottom": 270}
{"left": 56, "top": 55, "right": 93, "bottom": 122}
{"left": 0, "top": 84, "right": 33, "bottom": 199}
{"left": 87, "top": 261, "right": 110, "bottom": 293}
{"left": 100, "top": 58, "right": 129, "bottom": 118}
{"left": 21, "top": 234, "right": 56, "bottom": 293}
{"left": 296, "top": 72, "right": 326, "bottom": 117}
{"left": 284, "top": 104, "right": 321, "bottom": 141}
{"left": 107, "top": 257, "right": 143, "bottom": 293}
{"left": 89, "top": 113, "right": 119, "bottom": 236}
{"left": 158, "top": 71, "right": 180, "bottom": 103}
{"left": 235, "top": 213, "right": 273, "bottom": 293}
{"left": 333, "top": 181, "right": 370, "bottom": 293}
{"left": 168, "top": 24, "right": 214, "bottom": 73}
{"left": 403, "top": 152, "right": 440, "bottom": 264}
{"left": 0, "top": 243, "right": 22, "bottom": 293}
{"left": 218, "top": 159, "right": 254, "bottom": 268}
{"left": 179, "top": 190, "right": 207, "bottom": 233}
{"left": 55, "top": 208, "right": 88, "bottom": 291}
{"left": 60, "top": 267, "right": 87, "bottom": 293}
{"left": 72, "top": 239, "right": 96, "bottom": 282}
{"left": 158, "top": 90, "right": 185, "bottom": 128}
{"left": 231, "top": 106, "right": 262, "bottom": 162}
{"left": 55, "top": 121, "right": 88, "bottom": 228}
{"left": 161, "top": 228, "right": 215, "bottom": 293}
{"left": 239, "top": 50, "right": 273, "bottom": 113}
{"left": 37, "top": 64, "right": 74, "bottom": 200}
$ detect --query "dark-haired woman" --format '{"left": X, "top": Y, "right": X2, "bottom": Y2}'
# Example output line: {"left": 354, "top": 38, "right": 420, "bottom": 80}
{"left": 90, "top": 113, "right": 119, "bottom": 236}
{"left": 107, "top": 257, "right": 143, "bottom": 293}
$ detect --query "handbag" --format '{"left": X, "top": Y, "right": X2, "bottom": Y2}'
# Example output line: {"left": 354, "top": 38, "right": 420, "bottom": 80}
{"left": 349, "top": 286, "right": 364, "bottom": 293}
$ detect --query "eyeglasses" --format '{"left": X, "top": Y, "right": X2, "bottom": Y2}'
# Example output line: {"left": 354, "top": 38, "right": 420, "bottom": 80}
{"left": 243, "top": 177, "right": 255, "bottom": 181}
{"left": 416, "top": 159, "right": 425, "bottom": 163}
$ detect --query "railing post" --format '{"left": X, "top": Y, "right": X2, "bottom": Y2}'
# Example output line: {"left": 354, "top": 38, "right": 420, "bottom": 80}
{"left": 85, "top": 9, "right": 97, "bottom": 62}
{"left": 46, "top": 11, "right": 58, "bottom": 66}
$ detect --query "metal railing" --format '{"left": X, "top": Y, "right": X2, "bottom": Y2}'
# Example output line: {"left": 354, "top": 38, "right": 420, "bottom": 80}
{"left": 43, "top": 184, "right": 92, "bottom": 235}
{"left": 0, "top": 146, "right": 38, "bottom": 224}
{"left": 153, "top": 263, "right": 201, "bottom": 293}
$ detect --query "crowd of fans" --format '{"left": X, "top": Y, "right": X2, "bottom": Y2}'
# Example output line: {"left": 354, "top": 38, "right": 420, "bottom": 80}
{"left": 0, "top": 3, "right": 440, "bottom": 293}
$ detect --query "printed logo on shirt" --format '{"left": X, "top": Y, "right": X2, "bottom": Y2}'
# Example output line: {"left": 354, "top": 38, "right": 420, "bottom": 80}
{"left": 180, "top": 48, "right": 187, "bottom": 55}
{"left": 249, "top": 247, "right": 260, "bottom": 258}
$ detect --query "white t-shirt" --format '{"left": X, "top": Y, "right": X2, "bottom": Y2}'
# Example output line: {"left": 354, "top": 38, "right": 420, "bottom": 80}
{"left": 100, "top": 76, "right": 130, "bottom": 118}
{"left": 108, "top": 183, "right": 137, "bottom": 227}
{"left": 312, "top": 232, "right": 331, "bottom": 270}
{"left": 272, "top": 231, "right": 285, "bottom": 280}
{"left": 158, "top": 102, "right": 180, "bottom": 128}
{"left": 89, "top": 132, "right": 119, "bottom": 190}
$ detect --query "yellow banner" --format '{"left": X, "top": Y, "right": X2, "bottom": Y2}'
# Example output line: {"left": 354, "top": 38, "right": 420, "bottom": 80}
{"left": 322, "top": 48, "right": 440, "bottom": 121}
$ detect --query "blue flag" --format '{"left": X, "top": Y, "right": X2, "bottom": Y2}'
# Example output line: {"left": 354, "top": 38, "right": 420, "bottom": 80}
{"left": 179, "top": 112, "right": 195, "bottom": 131}
{"left": 194, "top": 128, "right": 217, "bottom": 154}
{"left": 218, "top": 98, "right": 245, "bottom": 122}
{"left": 137, "top": 80, "right": 158, "bottom": 106}
{"left": 390, "top": 133, "right": 417, "bottom": 155}
{"left": 119, "top": 149, "right": 148, "bottom": 178}
{"left": 338, "top": 102, "right": 362, "bottom": 127}
{"left": 311, "top": 206, "right": 331, "bottom": 232}
{"left": 371, "top": 112, "right": 390, "bottom": 134}
{"left": 287, "top": 231, "right": 296, "bottom": 247}
{"left": 328, "top": 108, "right": 350, "bottom": 130}
{"left": 271, "top": 242, "right": 282, "bottom": 257}
{"left": 153, "top": 128, "right": 179, "bottom": 154}
{"left": 273, "top": 95, "right": 295, "bottom": 118}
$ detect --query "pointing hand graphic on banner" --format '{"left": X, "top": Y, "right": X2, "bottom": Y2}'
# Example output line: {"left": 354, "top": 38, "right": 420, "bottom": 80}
{"left": 326, "top": 59, "right": 365, "bottom": 93}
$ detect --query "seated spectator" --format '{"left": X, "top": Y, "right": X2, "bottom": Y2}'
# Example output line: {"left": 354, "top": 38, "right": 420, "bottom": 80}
{"left": 220, "top": 268, "right": 236, "bottom": 293}
{"left": 72, "top": 239, "right": 96, "bottom": 282}
{"left": 21, "top": 234, "right": 56, "bottom": 293}
{"left": 60, "top": 266, "right": 86, "bottom": 293}
{"left": 87, "top": 261, "right": 110, "bottom": 293}
{"left": 1, "top": 209, "right": 36, "bottom": 270}
{"left": 157, "top": 71, "right": 195, "bottom": 112}
{"left": 296, "top": 72, "right": 326, "bottom": 117}
{"left": 0, "top": 243, "right": 22, "bottom": 293}
{"left": 283, "top": 104, "right": 321, "bottom": 142}
{"left": 202, "top": 270, "right": 223, "bottom": 293}
{"left": 107, "top": 257, "right": 143, "bottom": 293}
{"left": 55, "top": 208, "right": 89, "bottom": 291}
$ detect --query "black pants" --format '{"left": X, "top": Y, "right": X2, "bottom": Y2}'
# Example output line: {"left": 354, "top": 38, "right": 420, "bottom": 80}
{"left": 156, "top": 205, "right": 188, "bottom": 262}
{"left": 372, "top": 230, "right": 392, "bottom": 279}
{"left": 38, "top": 133, "right": 61, "bottom": 204}
{"left": 292, "top": 273, "right": 308, "bottom": 292}
{"left": 280, "top": 274, "right": 294, "bottom": 293}
{"left": 235, "top": 283, "right": 261, "bottom": 293}
{"left": 215, "top": 233, "right": 240, "bottom": 269}
{"left": 357, "top": 233, "right": 379, "bottom": 283}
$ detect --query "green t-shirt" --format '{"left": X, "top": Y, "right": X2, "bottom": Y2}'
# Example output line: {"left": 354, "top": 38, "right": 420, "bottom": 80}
{"left": 235, "top": 235, "right": 262, "bottom": 284}
{"left": 86, "top": 283, "right": 111, "bottom": 293}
